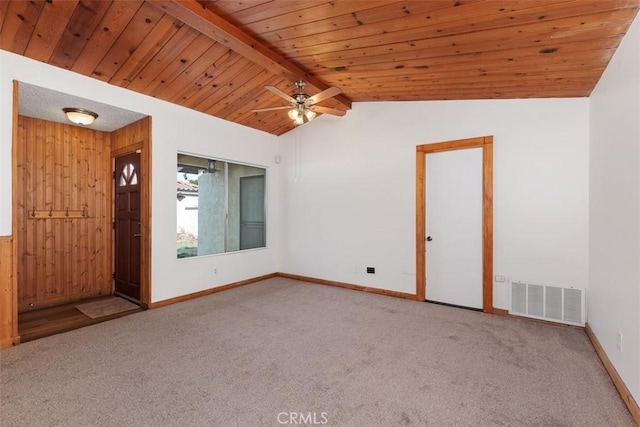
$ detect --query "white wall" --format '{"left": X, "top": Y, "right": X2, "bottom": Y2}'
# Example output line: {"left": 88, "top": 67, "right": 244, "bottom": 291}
{"left": 589, "top": 14, "right": 640, "bottom": 402}
{"left": 0, "top": 50, "right": 280, "bottom": 303}
{"left": 176, "top": 193, "right": 198, "bottom": 235}
{"left": 278, "top": 98, "right": 590, "bottom": 309}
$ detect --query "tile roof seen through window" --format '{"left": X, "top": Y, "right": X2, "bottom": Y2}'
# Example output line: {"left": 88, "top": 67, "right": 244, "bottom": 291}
{"left": 177, "top": 181, "right": 198, "bottom": 192}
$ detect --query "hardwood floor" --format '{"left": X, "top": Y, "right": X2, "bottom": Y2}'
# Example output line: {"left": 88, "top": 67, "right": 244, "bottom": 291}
{"left": 18, "top": 296, "right": 142, "bottom": 343}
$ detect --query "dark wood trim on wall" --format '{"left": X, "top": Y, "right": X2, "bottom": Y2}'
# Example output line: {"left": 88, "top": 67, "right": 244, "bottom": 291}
{"left": 0, "top": 236, "right": 19, "bottom": 348}
{"left": 494, "top": 311, "right": 639, "bottom": 422}
{"left": 111, "top": 142, "right": 143, "bottom": 158}
{"left": 148, "top": 273, "right": 279, "bottom": 309}
{"left": 482, "top": 137, "right": 494, "bottom": 313}
{"left": 11, "top": 81, "right": 19, "bottom": 341}
{"left": 3, "top": 81, "right": 21, "bottom": 348}
{"left": 415, "top": 151, "right": 426, "bottom": 301}
{"left": 278, "top": 273, "right": 421, "bottom": 301}
{"left": 143, "top": 117, "right": 152, "bottom": 307}
{"left": 150, "top": 273, "right": 421, "bottom": 310}
{"left": 416, "top": 136, "right": 494, "bottom": 313}
{"left": 149, "top": 272, "right": 419, "bottom": 311}
{"left": 586, "top": 324, "right": 640, "bottom": 424}
{"left": 493, "top": 307, "right": 583, "bottom": 330}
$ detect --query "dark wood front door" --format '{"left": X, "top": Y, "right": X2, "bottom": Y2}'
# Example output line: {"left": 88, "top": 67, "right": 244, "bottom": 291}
{"left": 114, "top": 152, "right": 141, "bottom": 302}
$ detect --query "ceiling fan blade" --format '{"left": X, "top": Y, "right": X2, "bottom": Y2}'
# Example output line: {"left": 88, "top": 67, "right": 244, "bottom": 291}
{"left": 265, "top": 86, "right": 296, "bottom": 103}
{"left": 306, "top": 86, "right": 342, "bottom": 105}
{"left": 308, "top": 105, "right": 347, "bottom": 117}
{"left": 252, "top": 106, "right": 292, "bottom": 113}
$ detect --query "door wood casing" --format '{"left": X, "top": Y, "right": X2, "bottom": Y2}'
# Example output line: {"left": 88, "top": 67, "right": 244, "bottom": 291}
{"left": 111, "top": 117, "right": 152, "bottom": 308}
{"left": 416, "top": 136, "right": 494, "bottom": 312}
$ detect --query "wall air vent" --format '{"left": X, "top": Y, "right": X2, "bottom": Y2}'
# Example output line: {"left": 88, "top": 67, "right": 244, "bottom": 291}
{"left": 509, "top": 281, "right": 584, "bottom": 326}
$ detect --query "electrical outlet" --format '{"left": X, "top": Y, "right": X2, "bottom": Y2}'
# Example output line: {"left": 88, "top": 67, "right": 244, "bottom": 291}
{"left": 213, "top": 267, "right": 218, "bottom": 275}
{"left": 366, "top": 267, "right": 375, "bottom": 274}
{"left": 617, "top": 331, "right": 623, "bottom": 352}
{"left": 495, "top": 275, "right": 506, "bottom": 282}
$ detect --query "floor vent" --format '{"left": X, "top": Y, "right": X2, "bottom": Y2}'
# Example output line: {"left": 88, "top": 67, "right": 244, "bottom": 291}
{"left": 509, "top": 281, "right": 584, "bottom": 326}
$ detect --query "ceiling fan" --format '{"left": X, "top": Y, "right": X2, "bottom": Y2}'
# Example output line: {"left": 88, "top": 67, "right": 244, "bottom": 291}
{"left": 252, "top": 80, "right": 346, "bottom": 125}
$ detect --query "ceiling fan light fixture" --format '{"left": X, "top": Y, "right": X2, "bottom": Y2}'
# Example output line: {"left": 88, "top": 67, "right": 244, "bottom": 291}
{"left": 290, "top": 106, "right": 316, "bottom": 125}
{"left": 305, "top": 109, "right": 316, "bottom": 121}
{"left": 255, "top": 80, "right": 343, "bottom": 126}
{"left": 63, "top": 108, "right": 98, "bottom": 125}
{"left": 288, "top": 108, "right": 300, "bottom": 120}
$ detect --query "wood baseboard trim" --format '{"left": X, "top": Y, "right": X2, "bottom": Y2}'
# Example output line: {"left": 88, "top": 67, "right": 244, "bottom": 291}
{"left": 148, "top": 273, "right": 278, "bottom": 309}
{"left": 277, "top": 273, "right": 420, "bottom": 301}
{"left": 492, "top": 307, "right": 584, "bottom": 330}
{"left": 0, "top": 336, "right": 21, "bottom": 349}
{"left": 585, "top": 323, "right": 640, "bottom": 424}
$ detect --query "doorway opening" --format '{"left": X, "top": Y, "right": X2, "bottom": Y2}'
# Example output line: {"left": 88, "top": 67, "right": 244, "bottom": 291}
{"left": 114, "top": 151, "right": 142, "bottom": 302}
{"left": 424, "top": 299, "right": 484, "bottom": 312}
{"left": 416, "top": 136, "right": 494, "bottom": 313}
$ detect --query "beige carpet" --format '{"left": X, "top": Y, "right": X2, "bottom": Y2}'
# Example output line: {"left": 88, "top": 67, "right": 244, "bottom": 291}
{"left": 75, "top": 297, "right": 139, "bottom": 319}
{"left": 0, "top": 277, "right": 634, "bottom": 426}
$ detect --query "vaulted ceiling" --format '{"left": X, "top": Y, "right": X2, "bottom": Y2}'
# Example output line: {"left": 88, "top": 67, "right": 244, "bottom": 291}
{"left": 1, "top": 0, "right": 638, "bottom": 135}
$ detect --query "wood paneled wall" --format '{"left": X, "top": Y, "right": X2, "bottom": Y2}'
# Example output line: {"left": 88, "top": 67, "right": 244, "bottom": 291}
{"left": 0, "top": 236, "right": 19, "bottom": 347}
{"left": 111, "top": 117, "right": 151, "bottom": 307}
{"left": 111, "top": 115, "right": 150, "bottom": 153}
{"left": 16, "top": 116, "right": 112, "bottom": 311}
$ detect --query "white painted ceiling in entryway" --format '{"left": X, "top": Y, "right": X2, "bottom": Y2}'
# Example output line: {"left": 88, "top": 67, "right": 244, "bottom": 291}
{"left": 18, "top": 82, "right": 146, "bottom": 132}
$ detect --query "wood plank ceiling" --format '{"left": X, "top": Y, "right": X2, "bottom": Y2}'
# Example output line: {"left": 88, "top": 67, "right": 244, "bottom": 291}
{"left": 1, "top": 0, "right": 638, "bottom": 135}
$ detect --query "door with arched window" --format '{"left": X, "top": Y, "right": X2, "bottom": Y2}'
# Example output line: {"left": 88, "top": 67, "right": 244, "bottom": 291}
{"left": 114, "top": 152, "right": 141, "bottom": 302}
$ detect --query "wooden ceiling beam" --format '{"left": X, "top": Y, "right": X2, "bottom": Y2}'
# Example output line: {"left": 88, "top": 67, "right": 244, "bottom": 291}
{"left": 148, "top": 0, "right": 352, "bottom": 110}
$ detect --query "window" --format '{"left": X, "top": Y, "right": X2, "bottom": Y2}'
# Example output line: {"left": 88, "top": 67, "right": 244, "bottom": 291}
{"left": 177, "top": 153, "right": 266, "bottom": 258}
{"left": 119, "top": 163, "right": 138, "bottom": 186}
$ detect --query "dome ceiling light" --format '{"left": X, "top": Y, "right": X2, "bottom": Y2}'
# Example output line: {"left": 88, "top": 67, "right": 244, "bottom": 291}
{"left": 63, "top": 108, "right": 98, "bottom": 126}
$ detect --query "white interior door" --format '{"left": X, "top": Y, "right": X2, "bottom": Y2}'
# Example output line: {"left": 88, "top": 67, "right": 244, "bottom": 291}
{"left": 425, "top": 147, "right": 483, "bottom": 309}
